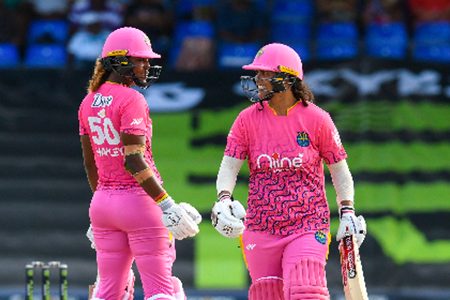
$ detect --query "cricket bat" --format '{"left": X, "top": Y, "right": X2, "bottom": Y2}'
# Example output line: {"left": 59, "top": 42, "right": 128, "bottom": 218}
{"left": 339, "top": 234, "right": 369, "bottom": 300}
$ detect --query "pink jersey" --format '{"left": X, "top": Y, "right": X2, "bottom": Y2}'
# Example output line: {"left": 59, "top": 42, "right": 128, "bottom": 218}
{"left": 225, "top": 101, "right": 347, "bottom": 236}
{"left": 78, "top": 82, "right": 162, "bottom": 190}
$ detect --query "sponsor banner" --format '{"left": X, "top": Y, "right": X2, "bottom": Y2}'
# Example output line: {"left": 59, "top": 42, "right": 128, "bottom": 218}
{"left": 1, "top": 61, "right": 449, "bottom": 112}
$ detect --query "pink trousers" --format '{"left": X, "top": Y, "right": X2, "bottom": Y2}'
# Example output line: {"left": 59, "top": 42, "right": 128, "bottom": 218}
{"left": 242, "top": 230, "right": 330, "bottom": 298}
{"left": 89, "top": 188, "right": 175, "bottom": 300}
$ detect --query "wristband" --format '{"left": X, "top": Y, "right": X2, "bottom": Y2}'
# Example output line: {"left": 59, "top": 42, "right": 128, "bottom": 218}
{"left": 339, "top": 206, "right": 355, "bottom": 218}
{"left": 158, "top": 195, "right": 175, "bottom": 212}
{"left": 217, "top": 191, "right": 232, "bottom": 202}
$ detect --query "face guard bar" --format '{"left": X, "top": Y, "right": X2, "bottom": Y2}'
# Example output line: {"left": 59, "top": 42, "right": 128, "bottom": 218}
{"left": 101, "top": 56, "right": 162, "bottom": 88}
{"left": 240, "top": 72, "right": 297, "bottom": 103}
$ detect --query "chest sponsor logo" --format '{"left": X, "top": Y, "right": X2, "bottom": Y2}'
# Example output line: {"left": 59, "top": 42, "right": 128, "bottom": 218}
{"left": 92, "top": 93, "right": 113, "bottom": 108}
{"left": 297, "top": 131, "right": 310, "bottom": 147}
{"left": 256, "top": 152, "right": 304, "bottom": 170}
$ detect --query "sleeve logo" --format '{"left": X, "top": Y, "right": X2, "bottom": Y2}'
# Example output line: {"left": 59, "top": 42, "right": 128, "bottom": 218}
{"left": 130, "top": 118, "right": 143, "bottom": 126}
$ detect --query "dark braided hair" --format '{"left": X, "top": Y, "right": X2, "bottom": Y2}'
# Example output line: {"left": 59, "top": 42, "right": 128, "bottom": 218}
{"left": 292, "top": 78, "right": 314, "bottom": 107}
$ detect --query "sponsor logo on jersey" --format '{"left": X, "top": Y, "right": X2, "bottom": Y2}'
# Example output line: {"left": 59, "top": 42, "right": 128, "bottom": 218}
{"left": 297, "top": 131, "right": 310, "bottom": 147}
{"left": 92, "top": 93, "right": 113, "bottom": 108}
{"left": 256, "top": 152, "right": 303, "bottom": 170}
{"left": 130, "top": 118, "right": 143, "bottom": 126}
{"left": 315, "top": 230, "right": 328, "bottom": 244}
{"left": 333, "top": 129, "right": 342, "bottom": 147}
{"left": 246, "top": 243, "right": 256, "bottom": 251}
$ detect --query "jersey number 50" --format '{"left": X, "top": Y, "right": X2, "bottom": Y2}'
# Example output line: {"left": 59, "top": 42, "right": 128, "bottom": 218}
{"left": 88, "top": 117, "right": 120, "bottom": 145}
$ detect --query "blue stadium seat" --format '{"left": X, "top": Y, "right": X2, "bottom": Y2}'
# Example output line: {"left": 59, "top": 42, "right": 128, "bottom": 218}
{"left": 24, "top": 45, "right": 67, "bottom": 68}
{"left": 414, "top": 21, "right": 450, "bottom": 44}
{"left": 0, "top": 43, "right": 20, "bottom": 68}
{"left": 169, "top": 21, "right": 215, "bottom": 68}
{"left": 413, "top": 21, "right": 450, "bottom": 63}
{"left": 413, "top": 44, "right": 450, "bottom": 63}
{"left": 27, "top": 19, "right": 69, "bottom": 44}
{"left": 218, "top": 42, "right": 260, "bottom": 69}
{"left": 272, "top": 0, "right": 314, "bottom": 23}
{"left": 365, "top": 22, "right": 408, "bottom": 59}
{"left": 316, "top": 22, "right": 359, "bottom": 60}
{"left": 271, "top": 20, "right": 312, "bottom": 42}
{"left": 174, "top": 21, "right": 215, "bottom": 43}
{"left": 290, "top": 42, "right": 311, "bottom": 62}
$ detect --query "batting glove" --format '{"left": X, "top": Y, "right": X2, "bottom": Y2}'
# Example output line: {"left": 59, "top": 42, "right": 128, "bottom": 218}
{"left": 160, "top": 197, "right": 200, "bottom": 240}
{"left": 336, "top": 206, "right": 367, "bottom": 247}
{"left": 211, "top": 194, "right": 246, "bottom": 238}
{"left": 86, "top": 224, "right": 96, "bottom": 249}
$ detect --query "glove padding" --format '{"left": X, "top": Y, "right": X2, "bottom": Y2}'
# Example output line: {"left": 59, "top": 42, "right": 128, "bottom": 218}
{"left": 211, "top": 197, "right": 246, "bottom": 238}
{"left": 162, "top": 199, "right": 200, "bottom": 240}
{"left": 336, "top": 209, "right": 367, "bottom": 247}
{"left": 179, "top": 202, "right": 202, "bottom": 225}
{"left": 86, "top": 225, "right": 95, "bottom": 249}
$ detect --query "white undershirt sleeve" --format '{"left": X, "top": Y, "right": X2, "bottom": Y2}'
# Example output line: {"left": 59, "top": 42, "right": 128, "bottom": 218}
{"left": 327, "top": 159, "right": 354, "bottom": 207}
{"left": 216, "top": 155, "right": 245, "bottom": 195}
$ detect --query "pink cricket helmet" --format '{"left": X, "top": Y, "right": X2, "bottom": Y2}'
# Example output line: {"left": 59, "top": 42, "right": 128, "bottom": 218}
{"left": 101, "top": 27, "right": 161, "bottom": 59}
{"left": 242, "top": 43, "right": 303, "bottom": 80}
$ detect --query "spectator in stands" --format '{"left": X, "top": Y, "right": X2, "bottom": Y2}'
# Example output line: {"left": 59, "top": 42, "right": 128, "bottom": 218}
{"left": 78, "top": 27, "right": 201, "bottom": 299}
{"left": 211, "top": 43, "right": 367, "bottom": 299}
{"left": 363, "top": 0, "right": 407, "bottom": 25}
{"left": 176, "top": 0, "right": 216, "bottom": 22}
{"left": 67, "top": 15, "right": 110, "bottom": 68}
{"left": 123, "top": 0, "right": 174, "bottom": 62}
{"left": 68, "top": 0, "right": 124, "bottom": 34}
{"left": 25, "top": 0, "right": 71, "bottom": 20}
{"left": 316, "top": 0, "right": 360, "bottom": 23}
{"left": 216, "top": 0, "right": 267, "bottom": 44}
{"left": 407, "top": 0, "right": 450, "bottom": 24}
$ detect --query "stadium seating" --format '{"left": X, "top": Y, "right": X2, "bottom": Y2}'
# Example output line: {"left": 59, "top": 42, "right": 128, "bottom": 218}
{"left": 24, "top": 44, "right": 67, "bottom": 68}
{"left": 217, "top": 42, "right": 260, "bottom": 68}
{"left": 412, "top": 21, "right": 450, "bottom": 63}
{"left": 365, "top": 22, "right": 408, "bottom": 59}
{"left": 272, "top": 0, "right": 314, "bottom": 23}
{"left": 27, "top": 19, "right": 69, "bottom": 45}
{"left": 169, "top": 20, "right": 215, "bottom": 68}
{"left": 0, "top": 43, "right": 20, "bottom": 68}
{"left": 316, "top": 22, "right": 359, "bottom": 60}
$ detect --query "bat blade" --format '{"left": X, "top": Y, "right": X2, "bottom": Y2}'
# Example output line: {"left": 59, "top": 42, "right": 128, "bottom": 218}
{"left": 339, "top": 235, "right": 369, "bottom": 300}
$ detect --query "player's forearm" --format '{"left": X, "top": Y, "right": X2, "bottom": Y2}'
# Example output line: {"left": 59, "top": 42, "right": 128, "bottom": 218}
{"left": 216, "top": 155, "right": 244, "bottom": 197}
{"left": 85, "top": 169, "right": 98, "bottom": 193}
{"left": 327, "top": 159, "right": 354, "bottom": 209}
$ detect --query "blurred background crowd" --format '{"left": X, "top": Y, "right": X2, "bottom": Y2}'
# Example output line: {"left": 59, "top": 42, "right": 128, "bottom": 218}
{"left": 0, "top": 0, "right": 449, "bottom": 71}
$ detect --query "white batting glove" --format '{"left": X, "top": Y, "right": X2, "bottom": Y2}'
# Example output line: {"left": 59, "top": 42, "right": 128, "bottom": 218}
{"left": 211, "top": 194, "right": 246, "bottom": 238}
{"left": 179, "top": 202, "right": 202, "bottom": 225}
{"left": 160, "top": 197, "right": 200, "bottom": 240}
{"left": 336, "top": 206, "right": 367, "bottom": 247}
{"left": 86, "top": 224, "right": 96, "bottom": 249}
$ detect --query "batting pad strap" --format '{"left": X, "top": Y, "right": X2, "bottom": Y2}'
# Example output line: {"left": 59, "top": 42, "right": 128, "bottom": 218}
{"left": 124, "top": 144, "right": 146, "bottom": 156}
{"left": 133, "top": 167, "right": 153, "bottom": 184}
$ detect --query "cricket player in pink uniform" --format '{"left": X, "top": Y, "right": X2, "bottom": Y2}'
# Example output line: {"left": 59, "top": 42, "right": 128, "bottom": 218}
{"left": 211, "top": 43, "right": 367, "bottom": 299}
{"left": 79, "top": 27, "right": 201, "bottom": 300}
